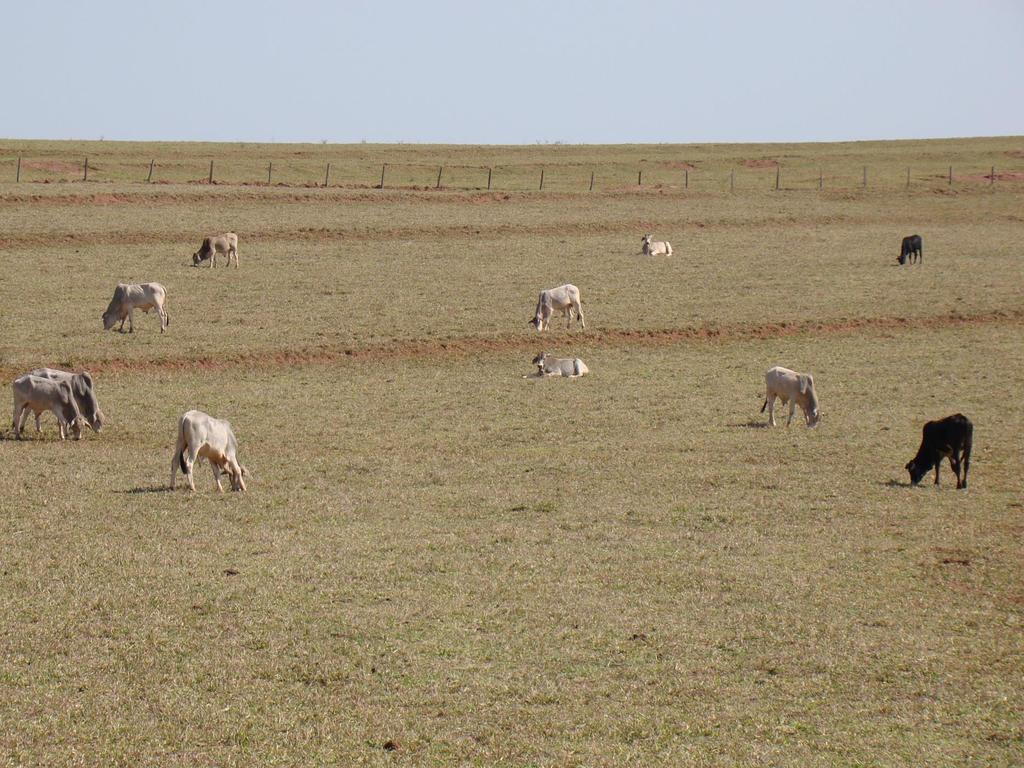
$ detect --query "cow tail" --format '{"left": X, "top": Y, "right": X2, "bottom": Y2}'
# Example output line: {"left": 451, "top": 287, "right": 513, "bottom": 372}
{"left": 176, "top": 416, "right": 187, "bottom": 474}
{"left": 760, "top": 398, "right": 768, "bottom": 413}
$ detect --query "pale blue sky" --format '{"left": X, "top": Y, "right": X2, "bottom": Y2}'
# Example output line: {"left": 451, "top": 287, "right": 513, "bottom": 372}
{"left": 4, "top": 1, "right": 1021, "bottom": 144}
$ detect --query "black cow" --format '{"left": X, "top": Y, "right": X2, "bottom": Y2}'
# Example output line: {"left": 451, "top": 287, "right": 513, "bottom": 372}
{"left": 905, "top": 413, "right": 972, "bottom": 489}
{"left": 898, "top": 234, "right": 923, "bottom": 265}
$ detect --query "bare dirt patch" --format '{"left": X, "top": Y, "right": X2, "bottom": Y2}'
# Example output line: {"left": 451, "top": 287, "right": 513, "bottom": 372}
{"left": 743, "top": 158, "right": 779, "bottom": 169}
{"left": 22, "top": 160, "right": 83, "bottom": 174}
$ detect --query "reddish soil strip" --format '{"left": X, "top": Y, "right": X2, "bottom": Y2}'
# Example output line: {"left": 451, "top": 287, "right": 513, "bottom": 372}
{"left": 957, "top": 172, "right": 1024, "bottom": 183}
{"left": 3, "top": 309, "right": 1018, "bottom": 381}
{"left": 0, "top": 189, "right": 574, "bottom": 208}
{"left": 0, "top": 219, "right": 697, "bottom": 250}
{"left": 743, "top": 158, "right": 779, "bottom": 168}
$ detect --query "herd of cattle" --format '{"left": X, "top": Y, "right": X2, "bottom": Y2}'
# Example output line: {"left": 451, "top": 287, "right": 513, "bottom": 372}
{"left": 8, "top": 231, "right": 972, "bottom": 492}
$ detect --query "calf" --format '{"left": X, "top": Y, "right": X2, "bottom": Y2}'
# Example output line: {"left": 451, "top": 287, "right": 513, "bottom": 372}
{"left": 760, "top": 366, "right": 820, "bottom": 428}
{"left": 170, "top": 410, "right": 248, "bottom": 492}
{"left": 898, "top": 234, "right": 922, "bottom": 265}
{"left": 102, "top": 282, "right": 169, "bottom": 333}
{"left": 531, "top": 351, "right": 589, "bottom": 378}
{"left": 193, "top": 232, "right": 239, "bottom": 268}
{"left": 28, "top": 368, "right": 104, "bottom": 434}
{"left": 905, "top": 413, "right": 972, "bottom": 489}
{"left": 641, "top": 234, "right": 673, "bottom": 257}
{"left": 529, "top": 284, "right": 585, "bottom": 332}
{"left": 11, "top": 375, "right": 83, "bottom": 440}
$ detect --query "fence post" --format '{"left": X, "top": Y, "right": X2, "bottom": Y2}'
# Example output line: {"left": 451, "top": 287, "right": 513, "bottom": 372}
{"left": 539, "top": 167, "right": 544, "bottom": 190}
{"left": 380, "top": 164, "right": 386, "bottom": 189}
{"left": 147, "top": 159, "right": 154, "bottom": 183}
{"left": 16, "top": 155, "right": 21, "bottom": 182}
{"left": 906, "top": 167, "right": 910, "bottom": 189}
{"left": 589, "top": 170, "right": 594, "bottom": 191}
{"left": 638, "top": 170, "right": 642, "bottom": 186}
{"left": 730, "top": 169, "right": 734, "bottom": 192}
{"left": 487, "top": 167, "right": 492, "bottom": 190}
{"left": 684, "top": 168, "right": 688, "bottom": 189}
{"left": 268, "top": 162, "right": 273, "bottom": 184}
{"left": 818, "top": 168, "right": 823, "bottom": 190}
{"left": 83, "top": 158, "right": 88, "bottom": 181}
{"left": 862, "top": 165, "right": 866, "bottom": 188}
{"left": 436, "top": 166, "right": 443, "bottom": 189}
{"left": 948, "top": 166, "right": 952, "bottom": 186}
{"left": 775, "top": 165, "right": 780, "bottom": 190}
{"left": 324, "top": 162, "right": 331, "bottom": 187}
{"left": 208, "top": 160, "right": 214, "bottom": 184}
{"left": 991, "top": 166, "right": 995, "bottom": 185}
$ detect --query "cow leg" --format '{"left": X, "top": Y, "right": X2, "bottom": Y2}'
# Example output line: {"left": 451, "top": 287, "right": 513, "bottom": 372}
{"left": 12, "top": 403, "right": 25, "bottom": 439}
{"left": 950, "top": 454, "right": 962, "bottom": 489}
{"left": 934, "top": 462, "right": 940, "bottom": 486}
{"left": 34, "top": 412, "right": 42, "bottom": 433}
{"left": 211, "top": 463, "right": 224, "bottom": 493}
{"left": 575, "top": 303, "right": 585, "bottom": 329}
{"left": 767, "top": 395, "right": 776, "bottom": 427}
{"left": 127, "top": 309, "right": 135, "bottom": 333}
{"left": 786, "top": 400, "right": 796, "bottom": 427}
{"left": 232, "top": 246, "right": 239, "bottom": 268}
{"left": 184, "top": 448, "right": 199, "bottom": 491}
{"left": 118, "top": 316, "right": 126, "bottom": 332}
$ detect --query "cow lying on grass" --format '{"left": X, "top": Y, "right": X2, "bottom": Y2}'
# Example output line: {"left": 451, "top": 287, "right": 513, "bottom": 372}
{"left": 525, "top": 352, "right": 589, "bottom": 379}
{"left": 193, "top": 233, "right": 239, "bottom": 268}
{"left": 170, "top": 410, "right": 248, "bottom": 492}
{"left": 11, "top": 375, "right": 82, "bottom": 440}
{"left": 641, "top": 234, "right": 673, "bottom": 257}
{"left": 529, "top": 284, "right": 585, "bottom": 332}
{"left": 905, "top": 413, "right": 972, "bottom": 489}
{"left": 761, "top": 366, "right": 820, "bottom": 428}
{"left": 28, "top": 368, "right": 104, "bottom": 435}
{"left": 102, "top": 282, "right": 169, "bottom": 333}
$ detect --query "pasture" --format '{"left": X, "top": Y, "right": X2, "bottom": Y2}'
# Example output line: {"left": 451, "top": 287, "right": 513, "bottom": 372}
{"left": 1, "top": 137, "right": 1022, "bottom": 766}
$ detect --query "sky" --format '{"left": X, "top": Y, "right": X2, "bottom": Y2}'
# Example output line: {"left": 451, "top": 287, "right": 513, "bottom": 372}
{"left": 3, "top": 1, "right": 1022, "bottom": 144}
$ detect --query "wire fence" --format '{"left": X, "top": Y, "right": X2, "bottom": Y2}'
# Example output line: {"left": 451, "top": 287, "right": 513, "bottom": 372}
{"left": 3, "top": 156, "right": 1023, "bottom": 192}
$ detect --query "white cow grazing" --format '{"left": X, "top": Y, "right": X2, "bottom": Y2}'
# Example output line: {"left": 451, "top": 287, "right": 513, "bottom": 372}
{"left": 641, "top": 234, "right": 673, "bottom": 257}
{"left": 170, "top": 410, "right": 248, "bottom": 492}
{"left": 529, "top": 284, "right": 585, "bottom": 332}
{"left": 28, "top": 368, "right": 105, "bottom": 434}
{"left": 11, "top": 375, "right": 83, "bottom": 440}
{"left": 761, "top": 366, "right": 820, "bottom": 428}
{"left": 530, "top": 351, "right": 589, "bottom": 378}
{"left": 193, "top": 232, "right": 239, "bottom": 268}
{"left": 102, "top": 282, "right": 169, "bottom": 333}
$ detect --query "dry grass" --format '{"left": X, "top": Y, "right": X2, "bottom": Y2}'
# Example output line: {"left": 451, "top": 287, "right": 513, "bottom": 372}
{"left": 0, "top": 137, "right": 1022, "bottom": 766}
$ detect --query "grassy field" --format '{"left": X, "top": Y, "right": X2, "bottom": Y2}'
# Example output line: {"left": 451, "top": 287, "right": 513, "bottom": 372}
{"left": 1, "top": 137, "right": 1022, "bottom": 766}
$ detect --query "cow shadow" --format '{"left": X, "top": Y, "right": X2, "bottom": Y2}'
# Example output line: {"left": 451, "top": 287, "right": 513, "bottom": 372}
{"left": 883, "top": 479, "right": 910, "bottom": 489}
{"left": 728, "top": 420, "right": 769, "bottom": 429}
{"left": 120, "top": 485, "right": 174, "bottom": 495}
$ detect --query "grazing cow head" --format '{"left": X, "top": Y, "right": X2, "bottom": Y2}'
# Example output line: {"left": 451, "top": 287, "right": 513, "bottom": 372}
{"left": 193, "top": 239, "right": 213, "bottom": 266}
{"left": 72, "top": 372, "right": 104, "bottom": 432}
{"left": 798, "top": 374, "right": 821, "bottom": 427}
{"left": 101, "top": 309, "right": 119, "bottom": 330}
{"left": 905, "top": 458, "right": 930, "bottom": 486}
